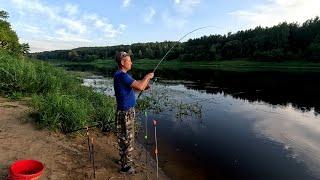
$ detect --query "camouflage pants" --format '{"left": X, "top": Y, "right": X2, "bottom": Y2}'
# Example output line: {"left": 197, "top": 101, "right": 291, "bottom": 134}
{"left": 115, "top": 108, "right": 135, "bottom": 168}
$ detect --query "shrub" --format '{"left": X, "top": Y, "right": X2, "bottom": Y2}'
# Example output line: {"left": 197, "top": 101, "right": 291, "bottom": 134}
{"left": 0, "top": 51, "right": 116, "bottom": 133}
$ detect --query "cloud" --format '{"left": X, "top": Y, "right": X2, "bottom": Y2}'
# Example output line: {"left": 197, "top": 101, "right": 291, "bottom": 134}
{"left": 8, "top": 0, "right": 127, "bottom": 52}
{"left": 119, "top": 24, "right": 127, "bottom": 31}
{"left": 64, "top": 3, "right": 78, "bottom": 16}
{"left": 144, "top": 7, "right": 156, "bottom": 23}
{"left": 82, "top": 13, "right": 127, "bottom": 38}
{"left": 162, "top": 0, "right": 200, "bottom": 29}
{"left": 11, "top": 0, "right": 85, "bottom": 34}
{"left": 229, "top": 0, "right": 320, "bottom": 28}
{"left": 122, "top": 0, "right": 131, "bottom": 8}
{"left": 21, "top": 38, "right": 85, "bottom": 52}
{"left": 23, "top": 25, "right": 42, "bottom": 34}
{"left": 162, "top": 11, "right": 187, "bottom": 29}
{"left": 55, "top": 29, "right": 92, "bottom": 42}
{"left": 253, "top": 104, "right": 320, "bottom": 177}
{"left": 174, "top": 0, "right": 201, "bottom": 16}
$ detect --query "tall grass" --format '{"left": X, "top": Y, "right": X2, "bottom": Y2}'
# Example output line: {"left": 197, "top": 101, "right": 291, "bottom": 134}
{"left": 0, "top": 50, "right": 115, "bottom": 133}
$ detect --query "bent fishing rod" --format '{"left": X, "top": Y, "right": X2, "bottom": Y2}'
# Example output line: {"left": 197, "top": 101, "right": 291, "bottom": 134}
{"left": 137, "top": 25, "right": 222, "bottom": 99}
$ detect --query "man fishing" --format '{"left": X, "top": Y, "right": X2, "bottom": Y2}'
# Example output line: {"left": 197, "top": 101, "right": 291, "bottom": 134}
{"left": 114, "top": 51, "right": 154, "bottom": 174}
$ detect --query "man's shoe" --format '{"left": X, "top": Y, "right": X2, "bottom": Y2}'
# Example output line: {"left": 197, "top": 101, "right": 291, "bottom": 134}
{"left": 120, "top": 166, "right": 136, "bottom": 174}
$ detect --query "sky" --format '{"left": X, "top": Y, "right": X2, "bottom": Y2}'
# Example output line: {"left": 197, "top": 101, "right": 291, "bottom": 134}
{"left": 0, "top": 0, "right": 320, "bottom": 52}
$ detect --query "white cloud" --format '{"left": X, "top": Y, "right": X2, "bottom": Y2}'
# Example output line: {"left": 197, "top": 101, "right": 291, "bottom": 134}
{"left": 10, "top": 0, "right": 85, "bottom": 34}
{"left": 23, "top": 25, "right": 42, "bottom": 33}
{"left": 253, "top": 104, "right": 320, "bottom": 177}
{"left": 119, "top": 24, "right": 127, "bottom": 31}
{"left": 174, "top": 0, "right": 201, "bottom": 16}
{"left": 162, "top": 0, "right": 200, "bottom": 29}
{"left": 64, "top": 3, "right": 78, "bottom": 16}
{"left": 82, "top": 13, "right": 126, "bottom": 38}
{"left": 8, "top": 0, "right": 127, "bottom": 52}
{"left": 162, "top": 11, "right": 187, "bottom": 29}
{"left": 144, "top": 7, "right": 156, "bottom": 23}
{"left": 60, "top": 18, "right": 86, "bottom": 34}
{"left": 229, "top": 0, "right": 320, "bottom": 28}
{"left": 55, "top": 29, "right": 92, "bottom": 42}
{"left": 122, "top": 0, "right": 131, "bottom": 8}
{"left": 21, "top": 38, "right": 86, "bottom": 52}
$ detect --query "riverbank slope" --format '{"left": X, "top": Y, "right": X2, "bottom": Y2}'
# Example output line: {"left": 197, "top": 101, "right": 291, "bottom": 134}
{"left": 0, "top": 97, "right": 168, "bottom": 180}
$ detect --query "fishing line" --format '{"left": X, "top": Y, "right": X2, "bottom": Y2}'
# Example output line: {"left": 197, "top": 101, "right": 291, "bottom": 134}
{"left": 137, "top": 25, "right": 224, "bottom": 99}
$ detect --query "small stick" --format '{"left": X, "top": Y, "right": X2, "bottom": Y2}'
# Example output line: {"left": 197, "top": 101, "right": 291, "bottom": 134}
{"left": 144, "top": 111, "right": 148, "bottom": 179}
{"left": 144, "top": 111, "right": 148, "bottom": 166}
{"left": 86, "top": 127, "right": 92, "bottom": 161}
{"left": 91, "top": 137, "right": 96, "bottom": 178}
{"left": 153, "top": 120, "right": 159, "bottom": 179}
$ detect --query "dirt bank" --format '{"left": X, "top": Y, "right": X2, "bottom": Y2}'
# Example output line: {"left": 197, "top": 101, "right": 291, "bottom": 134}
{"left": 0, "top": 97, "right": 168, "bottom": 180}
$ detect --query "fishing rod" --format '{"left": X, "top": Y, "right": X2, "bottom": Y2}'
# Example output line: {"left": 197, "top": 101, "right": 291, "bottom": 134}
{"left": 153, "top": 120, "right": 159, "bottom": 179}
{"left": 137, "top": 26, "right": 222, "bottom": 99}
{"left": 65, "top": 122, "right": 102, "bottom": 134}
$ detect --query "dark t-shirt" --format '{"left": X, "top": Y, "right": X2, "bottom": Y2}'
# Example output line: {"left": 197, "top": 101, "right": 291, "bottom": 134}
{"left": 114, "top": 70, "right": 136, "bottom": 110}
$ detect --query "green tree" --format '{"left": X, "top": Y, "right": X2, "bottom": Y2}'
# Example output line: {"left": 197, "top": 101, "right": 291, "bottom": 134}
{"left": 0, "top": 10, "right": 9, "bottom": 20}
{"left": 19, "top": 43, "right": 30, "bottom": 55}
{"left": 68, "top": 50, "right": 80, "bottom": 61}
{"left": 0, "top": 11, "right": 20, "bottom": 53}
{"left": 138, "top": 50, "right": 143, "bottom": 58}
{"left": 128, "top": 49, "right": 133, "bottom": 56}
{"left": 306, "top": 34, "right": 320, "bottom": 61}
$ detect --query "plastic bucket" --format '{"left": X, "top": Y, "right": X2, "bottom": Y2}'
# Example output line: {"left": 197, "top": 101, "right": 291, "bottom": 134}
{"left": 9, "top": 159, "right": 45, "bottom": 180}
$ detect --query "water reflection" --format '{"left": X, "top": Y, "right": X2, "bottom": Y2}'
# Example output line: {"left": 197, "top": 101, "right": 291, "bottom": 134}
{"left": 252, "top": 103, "right": 320, "bottom": 177}
{"left": 81, "top": 69, "right": 320, "bottom": 180}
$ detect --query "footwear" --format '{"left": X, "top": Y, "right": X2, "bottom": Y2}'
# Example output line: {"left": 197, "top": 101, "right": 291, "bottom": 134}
{"left": 119, "top": 166, "right": 136, "bottom": 174}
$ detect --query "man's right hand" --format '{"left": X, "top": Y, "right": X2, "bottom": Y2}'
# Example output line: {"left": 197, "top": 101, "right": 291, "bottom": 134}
{"left": 145, "top": 72, "right": 154, "bottom": 80}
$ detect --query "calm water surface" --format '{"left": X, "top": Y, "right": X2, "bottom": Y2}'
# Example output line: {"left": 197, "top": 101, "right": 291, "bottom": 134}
{"left": 83, "top": 70, "right": 320, "bottom": 180}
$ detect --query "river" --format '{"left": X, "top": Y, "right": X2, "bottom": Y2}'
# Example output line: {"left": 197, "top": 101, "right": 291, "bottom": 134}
{"left": 82, "top": 69, "right": 320, "bottom": 180}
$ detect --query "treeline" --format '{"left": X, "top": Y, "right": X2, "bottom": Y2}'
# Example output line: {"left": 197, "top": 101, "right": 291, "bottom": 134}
{"left": 32, "top": 17, "right": 320, "bottom": 62}
{"left": 0, "top": 10, "right": 29, "bottom": 55}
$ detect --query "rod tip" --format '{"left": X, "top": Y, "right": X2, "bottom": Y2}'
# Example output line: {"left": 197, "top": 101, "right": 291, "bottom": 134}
{"left": 153, "top": 120, "right": 158, "bottom": 126}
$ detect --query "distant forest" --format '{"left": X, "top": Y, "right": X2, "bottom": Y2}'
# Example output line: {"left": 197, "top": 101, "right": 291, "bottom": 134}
{"left": 32, "top": 17, "right": 320, "bottom": 62}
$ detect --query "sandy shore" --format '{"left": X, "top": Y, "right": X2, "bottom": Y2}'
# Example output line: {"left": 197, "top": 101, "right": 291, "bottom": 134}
{"left": 0, "top": 97, "right": 169, "bottom": 180}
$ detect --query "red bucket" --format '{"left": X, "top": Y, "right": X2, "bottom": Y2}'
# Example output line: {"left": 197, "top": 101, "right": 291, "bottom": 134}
{"left": 9, "top": 160, "right": 45, "bottom": 180}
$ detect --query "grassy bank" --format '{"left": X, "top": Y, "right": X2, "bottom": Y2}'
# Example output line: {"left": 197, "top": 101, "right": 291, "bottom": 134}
{"left": 50, "top": 58, "right": 320, "bottom": 73}
{"left": 0, "top": 51, "right": 115, "bottom": 133}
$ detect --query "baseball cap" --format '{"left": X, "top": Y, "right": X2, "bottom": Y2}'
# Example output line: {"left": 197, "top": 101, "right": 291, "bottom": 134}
{"left": 115, "top": 51, "right": 130, "bottom": 63}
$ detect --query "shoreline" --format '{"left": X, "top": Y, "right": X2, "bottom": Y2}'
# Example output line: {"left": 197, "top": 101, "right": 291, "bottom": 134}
{"left": 52, "top": 59, "right": 320, "bottom": 73}
{"left": 0, "top": 97, "right": 169, "bottom": 180}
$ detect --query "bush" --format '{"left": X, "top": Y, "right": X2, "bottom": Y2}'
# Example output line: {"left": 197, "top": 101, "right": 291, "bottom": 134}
{"left": 0, "top": 51, "right": 116, "bottom": 133}
{"left": 253, "top": 49, "right": 285, "bottom": 61}
{"left": 0, "top": 51, "right": 78, "bottom": 95}
{"left": 31, "top": 93, "right": 94, "bottom": 132}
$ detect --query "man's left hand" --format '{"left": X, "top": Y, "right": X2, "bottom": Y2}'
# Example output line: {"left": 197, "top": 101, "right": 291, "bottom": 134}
{"left": 145, "top": 84, "right": 151, "bottom": 90}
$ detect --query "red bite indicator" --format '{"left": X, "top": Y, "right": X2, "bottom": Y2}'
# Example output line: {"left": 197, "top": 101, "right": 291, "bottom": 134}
{"left": 153, "top": 120, "right": 158, "bottom": 126}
